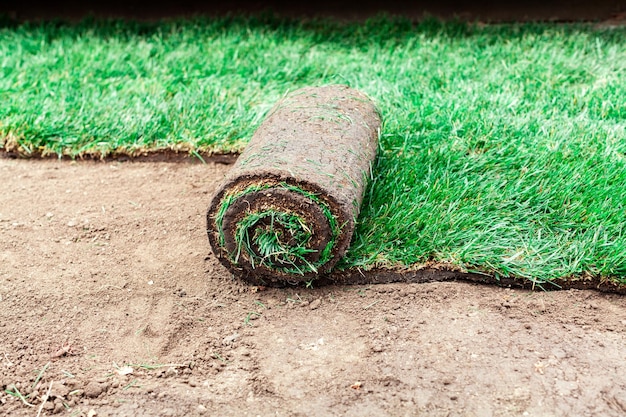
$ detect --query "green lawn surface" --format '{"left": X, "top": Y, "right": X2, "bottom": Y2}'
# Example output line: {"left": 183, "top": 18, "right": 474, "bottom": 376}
{"left": 1, "top": 16, "right": 625, "bottom": 286}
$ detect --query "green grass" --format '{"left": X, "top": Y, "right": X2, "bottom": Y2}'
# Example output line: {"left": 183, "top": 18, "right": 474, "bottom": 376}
{"left": 1, "top": 16, "right": 625, "bottom": 286}
{"left": 236, "top": 210, "right": 316, "bottom": 273}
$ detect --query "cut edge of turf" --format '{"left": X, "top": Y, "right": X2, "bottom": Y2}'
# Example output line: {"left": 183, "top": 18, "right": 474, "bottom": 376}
{"left": 270, "top": 262, "right": 626, "bottom": 294}
{"left": 0, "top": 135, "right": 239, "bottom": 164}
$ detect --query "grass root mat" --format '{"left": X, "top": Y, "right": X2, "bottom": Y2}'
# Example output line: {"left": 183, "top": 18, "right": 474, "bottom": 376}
{"left": 207, "top": 85, "right": 381, "bottom": 284}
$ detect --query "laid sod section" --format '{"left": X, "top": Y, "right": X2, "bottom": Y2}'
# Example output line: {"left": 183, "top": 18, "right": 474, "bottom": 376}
{"left": 1, "top": 17, "right": 626, "bottom": 287}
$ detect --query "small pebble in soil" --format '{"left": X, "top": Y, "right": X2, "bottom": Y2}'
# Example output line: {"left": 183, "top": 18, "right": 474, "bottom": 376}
{"left": 223, "top": 333, "right": 240, "bottom": 345}
{"left": 371, "top": 343, "right": 385, "bottom": 353}
{"left": 51, "top": 381, "right": 70, "bottom": 398}
{"left": 84, "top": 381, "right": 106, "bottom": 398}
{"left": 53, "top": 399, "right": 65, "bottom": 414}
{"left": 309, "top": 299, "right": 322, "bottom": 310}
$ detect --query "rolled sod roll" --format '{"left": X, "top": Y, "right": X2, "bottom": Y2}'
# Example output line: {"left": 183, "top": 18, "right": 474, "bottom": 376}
{"left": 207, "top": 85, "right": 381, "bottom": 283}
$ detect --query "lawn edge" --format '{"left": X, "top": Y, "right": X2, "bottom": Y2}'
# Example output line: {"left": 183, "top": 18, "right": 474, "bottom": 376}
{"left": 0, "top": 148, "right": 238, "bottom": 165}
{"left": 327, "top": 267, "right": 626, "bottom": 294}
{"left": 235, "top": 263, "right": 626, "bottom": 294}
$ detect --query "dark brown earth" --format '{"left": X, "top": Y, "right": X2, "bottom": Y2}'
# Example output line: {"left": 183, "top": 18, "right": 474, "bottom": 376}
{"left": 2, "top": 157, "right": 626, "bottom": 416}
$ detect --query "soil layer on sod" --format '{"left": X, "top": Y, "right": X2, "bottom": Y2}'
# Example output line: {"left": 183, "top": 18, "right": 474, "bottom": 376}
{"left": 207, "top": 85, "right": 381, "bottom": 284}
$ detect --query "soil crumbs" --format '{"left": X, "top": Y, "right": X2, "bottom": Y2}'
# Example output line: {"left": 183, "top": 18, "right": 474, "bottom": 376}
{"left": 1, "top": 157, "right": 626, "bottom": 417}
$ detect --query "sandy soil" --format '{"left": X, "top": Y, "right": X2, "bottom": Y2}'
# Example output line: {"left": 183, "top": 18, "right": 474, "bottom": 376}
{"left": 1, "top": 157, "right": 626, "bottom": 416}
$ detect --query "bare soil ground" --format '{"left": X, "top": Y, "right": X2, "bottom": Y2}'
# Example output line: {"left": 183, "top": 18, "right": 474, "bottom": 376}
{"left": 1, "top": 157, "right": 626, "bottom": 416}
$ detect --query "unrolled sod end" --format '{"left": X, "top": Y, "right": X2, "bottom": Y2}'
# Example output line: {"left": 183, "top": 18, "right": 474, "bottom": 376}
{"left": 207, "top": 85, "right": 381, "bottom": 284}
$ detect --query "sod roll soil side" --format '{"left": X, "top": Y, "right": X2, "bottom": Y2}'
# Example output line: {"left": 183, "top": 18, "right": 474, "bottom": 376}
{"left": 207, "top": 85, "right": 381, "bottom": 284}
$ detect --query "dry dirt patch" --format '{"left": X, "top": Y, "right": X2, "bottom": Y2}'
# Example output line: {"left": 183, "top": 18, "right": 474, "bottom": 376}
{"left": 1, "top": 158, "right": 626, "bottom": 416}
